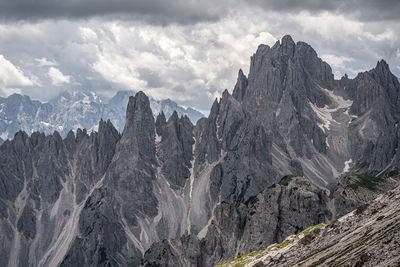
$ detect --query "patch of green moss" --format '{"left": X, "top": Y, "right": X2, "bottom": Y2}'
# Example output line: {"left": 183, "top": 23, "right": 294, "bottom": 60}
{"left": 246, "top": 249, "right": 265, "bottom": 257}
{"left": 347, "top": 175, "right": 384, "bottom": 191}
{"left": 267, "top": 240, "right": 292, "bottom": 251}
{"left": 216, "top": 249, "right": 265, "bottom": 267}
{"left": 296, "top": 223, "right": 326, "bottom": 239}
{"left": 279, "top": 175, "right": 297, "bottom": 186}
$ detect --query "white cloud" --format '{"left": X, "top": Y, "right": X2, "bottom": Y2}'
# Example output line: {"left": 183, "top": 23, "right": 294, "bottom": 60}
{"left": 92, "top": 53, "right": 147, "bottom": 91}
{"left": 292, "top": 11, "right": 363, "bottom": 41}
{"left": 320, "top": 54, "right": 364, "bottom": 78}
{"left": 363, "top": 29, "right": 395, "bottom": 42}
{"left": 35, "top": 57, "right": 58, "bottom": 67}
{"left": 0, "top": 54, "right": 34, "bottom": 87}
{"left": 88, "top": 13, "right": 279, "bottom": 110}
{"left": 48, "top": 67, "right": 71, "bottom": 86}
{"left": 80, "top": 27, "right": 97, "bottom": 41}
{"left": 321, "top": 54, "right": 353, "bottom": 68}
{"left": 0, "top": 6, "right": 399, "bottom": 110}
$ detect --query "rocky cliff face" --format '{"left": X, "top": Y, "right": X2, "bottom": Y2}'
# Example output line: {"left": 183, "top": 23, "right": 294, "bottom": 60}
{"left": 215, "top": 176, "right": 400, "bottom": 267}
{"left": 0, "top": 119, "right": 120, "bottom": 267}
{"left": 344, "top": 60, "right": 400, "bottom": 174}
{"left": 142, "top": 174, "right": 399, "bottom": 266}
{"left": 0, "top": 35, "right": 399, "bottom": 267}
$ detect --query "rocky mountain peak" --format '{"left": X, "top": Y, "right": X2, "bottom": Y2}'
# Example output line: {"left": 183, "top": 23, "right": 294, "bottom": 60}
{"left": 280, "top": 34, "right": 296, "bottom": 56}
{"left": 209, "top": 98, "right": 220, "bottom": 121}
{"left": 232, "top": 69, "right": 248, "bottom": 102}
{"left": 98, "top": 119, "right": 115, "bottom": 132}
{"left": 169, "top": 110, "right": 179, "bottom": 123}
{"left": 124, "top": 91, "right": 153, "bottom": 133}
{"left": 370, "top": 59, "right": 398, "bottom": 85}
{"left": 98, "top": 119, "right": 119, "bottom": 144}
{"left": 155, "top": 111, "right": 167, "bottom": 136}
{"left": 268, "top": 35, "right": 297, "bottom": 57}
{"left": 375, "top": 59, "right": 390, "bottom": 72}
{"left": 119, "top": 91, "right": 156, "bottom": 168}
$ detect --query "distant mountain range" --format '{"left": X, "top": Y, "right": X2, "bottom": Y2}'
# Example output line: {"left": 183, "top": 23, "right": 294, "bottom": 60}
{"left": 0, "top": 90, "right": 204, "bottom": 142}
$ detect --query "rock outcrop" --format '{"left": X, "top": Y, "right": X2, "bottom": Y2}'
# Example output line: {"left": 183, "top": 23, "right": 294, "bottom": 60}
{"left": 217, "top": 178, "right": 400, "bottom": 267}
{"left": 143, "top": 174, "right": 400, "bottom": 266}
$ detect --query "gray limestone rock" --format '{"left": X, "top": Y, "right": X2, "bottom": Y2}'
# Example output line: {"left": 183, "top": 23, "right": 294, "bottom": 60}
{"left": 242, "top": 181, "right": 400, "bottom": 267}
{"left": 144, "top": 175, "right": 400, "bottom": 267}
{"left": 1, "top": 35, "right": 400, "bottom": 267}
{"left": 143, "top": 234, "right": 201, "bottom": 267}
{"left": 156, "top": 111, "right": 194, "bottom": 188}
{"left": 232, "top": 69, "right": 248, "bottom": 102}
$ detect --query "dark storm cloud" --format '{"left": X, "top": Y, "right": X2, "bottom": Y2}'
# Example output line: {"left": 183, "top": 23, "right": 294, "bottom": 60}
{"left": 0, "top": 0, "right": 399, "bottom": 23}
{"left": 0, "top": 0, "right": 232, "bottom": 24}
{"left": 249, "top": 0, "right": 400, "bottom": 22}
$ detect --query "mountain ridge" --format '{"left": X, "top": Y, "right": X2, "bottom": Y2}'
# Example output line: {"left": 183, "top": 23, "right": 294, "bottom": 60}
{"left": 0, "top": 35, "right": 399, "bottom": 266}
{"left": 0, "top": 90, "right": 204, "bottom": 143}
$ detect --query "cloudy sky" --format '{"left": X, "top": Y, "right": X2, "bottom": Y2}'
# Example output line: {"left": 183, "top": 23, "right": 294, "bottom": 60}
{"left": 0, "top": 0, "right": 399, "bottom": 113}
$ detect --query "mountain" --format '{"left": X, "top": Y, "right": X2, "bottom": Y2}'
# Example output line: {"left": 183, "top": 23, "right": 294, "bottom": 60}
{"left": 107, "top": 90, "right": 204, "bottom": 132}
{"left": 142, "top": 173, "right": 400, "bottom": 266}
{"left": 0, "top": 90, "right": 204, "bottom": 142}
{"left": 214, "top": 176, "right": 400, "bottom": 267}
{"left": 0, "top": 35, "right": 399, "bottom": 267}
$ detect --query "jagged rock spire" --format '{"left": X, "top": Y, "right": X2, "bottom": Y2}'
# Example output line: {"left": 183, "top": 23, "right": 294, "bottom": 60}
{"left": 121, "top": 91, "right": 156, "bottom": 164}
{"left": 124, "top": 91, "right": 154, "bottom": 134}
{"left": 232, "top": 69, "right": 248, "bottom": 102}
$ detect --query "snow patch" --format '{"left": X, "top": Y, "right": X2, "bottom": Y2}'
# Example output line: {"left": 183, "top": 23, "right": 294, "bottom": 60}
{"left": 322, "top": 87, "right": 353, "bottom": 109}
{"left": 90, "top": 124, "right": 99, "bottom": 133}
{"left": 343, "top": 159, "right": 352, "bottom": 173}
{"left": 309, "top": 86, "right": 353, "bottom": 133}
{"left": 275, "top": 106, "right": 281, "bottom": 117}
{"left": 309, "top": 102, "right": 333, "bottom": 132}
{"left": 0, "top": 131, "right": 8, "bottom": 140}
{"left": 155, "top": 133, "right": 162, "bottom": 144}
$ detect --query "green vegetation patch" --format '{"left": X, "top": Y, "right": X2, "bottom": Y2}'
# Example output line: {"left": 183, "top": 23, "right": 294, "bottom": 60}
{"left": 347, "top": 175, "right": 384, "bottom": 191}
{"left": 279, "top": 175, "right": 297, "bottom": 186}
{"left": 296, "top": 223, "right": 326, "bottom": 239}
{"left": 376, "top": 215, "right": 385, "bottom": 221}
{"left": 267, "top": 240, "right": 292, "bottom": 251}
{"left": 217, "top": 223, "right": 328, "bottom": 266}
{"left": 216, "top": 249, "right": 265, "bottom": 267}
